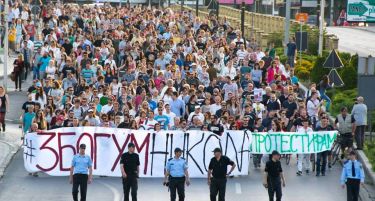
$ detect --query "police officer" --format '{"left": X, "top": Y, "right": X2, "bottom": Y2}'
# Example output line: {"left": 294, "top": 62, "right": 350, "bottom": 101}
{"left": 207, "top": 148, "right": 236, "bottom": 201}
{"left": 70, "top": 144, "right": 93, "bottom": 201}
{"left": 341, "top": 151, "right": 365, "bottom": 201}
{"left": 120, "top": 142, "right": 140, "bottom": 201}
{"left": 164, "top": 147, "right": 190, "bottom": 201}
{"left": 263, "top": 150, "right": 286, "bottom": 201}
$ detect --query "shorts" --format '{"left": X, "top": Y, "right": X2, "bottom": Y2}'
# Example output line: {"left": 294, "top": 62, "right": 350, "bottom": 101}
{"left": 340, "top": 134, "right": 353, "bottom": 149}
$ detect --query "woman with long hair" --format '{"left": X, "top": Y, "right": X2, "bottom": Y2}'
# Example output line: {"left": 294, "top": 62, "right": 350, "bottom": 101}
{"left": 319, "top": 75, "right": 332, "bottom": 112}
{"left": 0, "top": 86, "right": 9, "bottom": 132}
{"left": 44, "top": 106, "right": 54, "bottom": 129}
{"left": 13, "top": 54, "right": 25, "bottom": 91}
{"left": 33, "top": 111, "right": 47, "bottom": 130}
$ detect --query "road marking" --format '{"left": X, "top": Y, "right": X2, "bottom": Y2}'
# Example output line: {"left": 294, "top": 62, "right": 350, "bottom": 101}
{"left": 235, "top": 182, "right": 242, "bottom": 194}
{"left": 98, "top": 181, "right": 122, "bottom": 201}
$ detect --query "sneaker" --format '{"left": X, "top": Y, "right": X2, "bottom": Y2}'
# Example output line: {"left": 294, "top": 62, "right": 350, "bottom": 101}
{"left": 306, "top": 170, "right": 310, "bottom": 174}
{"left": 328, "top": 163, "right": 332, "bottom": 169}
{"left": 316, "top": 172, "right": 320, "bottom": 177}
{"left": 340, "top": 154, "right": 345, "bottom": 160}
{"left": 322, "top": 173, "right": 325, "bottom": 176}
{"left": 296, "top": 171, "right": 302, "bottom": 176}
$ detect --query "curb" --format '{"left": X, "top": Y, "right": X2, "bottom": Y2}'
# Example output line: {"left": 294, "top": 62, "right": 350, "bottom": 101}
{"left": 356, "top": 149, "right": 375, "bottom": 201}
{"left": 0, "top": 140, "right": 20, "bottom": 178}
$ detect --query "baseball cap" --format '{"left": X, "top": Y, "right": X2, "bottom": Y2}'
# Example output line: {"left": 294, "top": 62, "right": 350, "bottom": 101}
{"left": 213, "top": 148, "right": 222, "bottom": 153}
{"left": 195, "top": 105, "right": 201, "bottom": 109}
{"left": 88, "top": 109, "right": 94, "bottom": 113}
{"left": 174, "top": 147, "right": 182, "bottom": 153}
{"left": 271, "top": 150, "right": 280, "bottom": 156}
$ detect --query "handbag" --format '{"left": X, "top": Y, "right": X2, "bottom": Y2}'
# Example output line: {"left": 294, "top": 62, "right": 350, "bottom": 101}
{"left": 10, "top": 72, "right": 15, "bottom": 82}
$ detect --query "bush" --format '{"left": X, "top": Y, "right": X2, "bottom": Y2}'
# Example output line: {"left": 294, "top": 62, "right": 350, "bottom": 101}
{"left": 331, "top": 89, "right": 357, "bottom": 116}
{"left": 294, "top": 59, "right": 313, "bottom": 81}
{"left": 364, "top": 141, "right": 375, "bottom": 172}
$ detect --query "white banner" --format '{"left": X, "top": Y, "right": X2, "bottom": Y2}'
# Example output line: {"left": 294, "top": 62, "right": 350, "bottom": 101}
{"left": 250, "top": 131, "right": 338, "bottom": 154}
{"left": 23, "top": 127, "right": 252, "bottom": 178}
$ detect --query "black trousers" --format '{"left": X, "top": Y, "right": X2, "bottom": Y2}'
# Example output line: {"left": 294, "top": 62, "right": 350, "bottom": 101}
{"left": 122, "top": 176, "right": 138, "bottom": 201}
{"left": 346, "top": 179, "right": 360, "bottom": 201}
{"left": 14, "top": 72, "right": 22, "bottom": 90}
{"left": 72, "top": 174, "right": 88, "bottom": 201}
{"left": 316, "top": 150, "right": 329, "bottom": 174}
{"left": 169, "top": 177, "right": 185, "bottom": 201}
{"left": 355, "top": 126, "right": 366, "bottom": 149}
{"left": 210, "top": 178, "right": 227, "bottom": 201}
{"left": 268, "top": 178, "right": 282, "bottom": 201}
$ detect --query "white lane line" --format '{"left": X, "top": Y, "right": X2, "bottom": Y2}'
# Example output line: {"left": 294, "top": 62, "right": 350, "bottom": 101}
{"left": 98, "top": 181, "right": 122, "bottom": 201}
{"left": 235, "top": 182, "right": 242, "bottom": 194}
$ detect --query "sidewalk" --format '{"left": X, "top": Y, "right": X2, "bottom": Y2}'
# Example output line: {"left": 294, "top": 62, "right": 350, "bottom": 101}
{"left": 0, "top": 124, "right": 23, "bottom": 178}
{"left": 0, "top": 50, "right": 17, "bottom": 80}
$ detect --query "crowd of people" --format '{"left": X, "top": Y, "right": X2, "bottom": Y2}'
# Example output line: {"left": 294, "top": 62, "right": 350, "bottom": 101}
{"left": 1, "top": 0, "right": 368, "bottom": 177}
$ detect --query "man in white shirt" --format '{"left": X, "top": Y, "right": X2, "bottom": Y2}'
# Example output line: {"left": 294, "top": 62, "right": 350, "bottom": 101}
{"left": 101, "top": 98, "right": 114, "bottom": 114}
{"left": 188, "top": 106, "right": 204, "bottom": 123}
{"left": 210, "top": 96, "right": 222, "bottom": 115}
{"left": 142, "top": 111, "right": 158, "bottom": 131}
{"left": 165, "top": 104, "right": 176, "bottom": 127}
{"left": 222, "top": 76, "right": 238, "bottom": 101}
{"left": 296, "top": 119, "right": 313, "bottom": 176}
{"left": 307, "top": 92, "right": 322, "bottom": 128}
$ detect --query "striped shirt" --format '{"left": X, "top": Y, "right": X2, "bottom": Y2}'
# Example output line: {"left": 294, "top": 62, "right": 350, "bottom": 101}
{"left": 34, "top": 41, "right": 43, "bottom": 53}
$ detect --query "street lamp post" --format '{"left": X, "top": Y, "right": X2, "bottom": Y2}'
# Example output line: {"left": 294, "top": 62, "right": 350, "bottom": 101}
{"left": 318, "top": 0, "right": 325, "bottom": 56}
{"left": 216, "top": 0, "right": 219, "bottom": 19}
{"left": 3, "top": 0, "right": 8, "bottom": 90}
{"left": 241, "top": 1, "right": 245, "bottom": 39}
{"left": 196, "top": 0, "right": 198, "bottom": 17}
{"left": 284, "top": 0, "right": 291, "bottom": 55}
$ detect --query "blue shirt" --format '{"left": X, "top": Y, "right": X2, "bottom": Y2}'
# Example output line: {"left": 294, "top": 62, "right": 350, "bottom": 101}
{"left": 23, "top": 112, "right": 35, "bottom": 133}
{"left": 71, "top": 154, "right": 93, "bottom": 174}
{"left": 340, "top": 160, "right": 365, "bottom": 185}
{"left": 170, "top": 99, "right": 185, "bottom": 117}
{"left": 166, "top": 157, "right": 188, "bottom": 177}
{"left": 154, "top": 114, "right": 170, "bottom": 130}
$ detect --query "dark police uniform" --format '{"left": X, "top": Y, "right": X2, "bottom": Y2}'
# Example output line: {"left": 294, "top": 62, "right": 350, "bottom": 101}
{"left": 166, "top": 157, "right": 188, "bottom": 201}
{"left": 71, "top": 153, "right": 92, "bottom": 201}
{"left": 341, "top": 159, "right": 365, "bottom": 201}
{"left": 265, "top": 159, "right": 283, "bottom": 201}
{"left": 208, "top": 155, "right": 235, "bottom": 201}
{"left": 120, "top": 152, "right": 140, "bottom": 201}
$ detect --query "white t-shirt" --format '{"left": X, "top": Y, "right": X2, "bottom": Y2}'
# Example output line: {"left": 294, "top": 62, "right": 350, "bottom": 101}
{"left": 165, "top": 112, "right": 176, "bottom": 127}
{"left": 210, "top": 104, "right": 221, "bottom": 115}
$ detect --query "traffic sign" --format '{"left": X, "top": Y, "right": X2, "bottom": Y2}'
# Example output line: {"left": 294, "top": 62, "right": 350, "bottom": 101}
{"left": 347, "top": 0, "right": 375, "bottom": 22}
{"left": 295, "top": 13, "right": 309, "bottom": 22}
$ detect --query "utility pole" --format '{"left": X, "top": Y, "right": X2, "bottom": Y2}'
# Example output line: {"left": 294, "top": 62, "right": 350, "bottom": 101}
{"left": 284, "top": 0, "right": 291, "bottom": 55}
{"left": 318, "top": 0, "right": 324, "bottom": 56}
{"left": 0, "top": 1, "right": 3, "bottom": 64}
{"left": 216, "top": 0, "right": 219, "bottom": 19}
{"left": 330, "top": 0, "right": 334, "bottom": 26}
{"left": 3, "top": 0, "right": 8, "bottom": 90}
{"left": 272, "top": 0, "right": 275, "bottom": 16}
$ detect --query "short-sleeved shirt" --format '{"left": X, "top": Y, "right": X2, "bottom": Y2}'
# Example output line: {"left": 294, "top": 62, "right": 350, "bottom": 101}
{"left": 71, "top": 154, "right": 93, "bottom": 175}
{"left": 120, "top": 152, "right": 140, "bottom": 177}
{"left": 265, "top": 160, "right": 282, "bottom": 179}
{"left": 166, "top": 157, "right": 188, "bottom": 177}
{"left": 208, "top": 156, "right": 235, "bottom": 179}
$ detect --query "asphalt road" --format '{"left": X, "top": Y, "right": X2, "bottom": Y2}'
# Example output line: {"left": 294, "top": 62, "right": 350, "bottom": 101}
{"left": 0, "top": 151, "right": 346, "bottom": 201}
{"left": 326, "top": 27, "right": 375, "bottom": 57}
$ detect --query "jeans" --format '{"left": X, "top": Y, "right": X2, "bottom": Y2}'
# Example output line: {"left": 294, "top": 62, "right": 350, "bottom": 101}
{"left": 355, "top": 125, "right": 366, "bottom": 149}
{"left": 210, "top": 178, "right": 227, "bottom": 201}
{"left": 169, "top": 177, "right": 185, "bottom": 201}
{"left": 316, "top": 151, "right": 329, "bottom": 174}
{"left": 297, "top": 154, "right": 311, "bottom": 172}
{"left": 14, "top": 71, "right": 22, "bottom": 90}
{"left": 33, "top": 66, "right": 40, "bottom": 80}
{"left": 122, "top": 176, "right": 138, "bottom": 201}
{"left": 72, "top": 174, "right": 88, "bottom": 201}
{"left": 320, "top": 91, "right": 331, "bottom": 112}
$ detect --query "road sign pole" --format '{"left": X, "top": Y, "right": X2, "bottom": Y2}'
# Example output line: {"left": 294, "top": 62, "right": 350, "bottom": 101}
{"left": 330, "top": 0, "right": 334, "bottom": 26}
{"left": 299, "top": 22, "right": 302, "bottom": 67}
{"left": 284, "top": 0, "right": 291, "bottom": 56}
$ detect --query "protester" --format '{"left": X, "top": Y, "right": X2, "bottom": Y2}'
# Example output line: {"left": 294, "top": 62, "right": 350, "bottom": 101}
{"left": 263, "top": 150, "right": 286, "bottom": 201}
{"left": 351, "top": 97, "right": 367, "bottom": 150}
